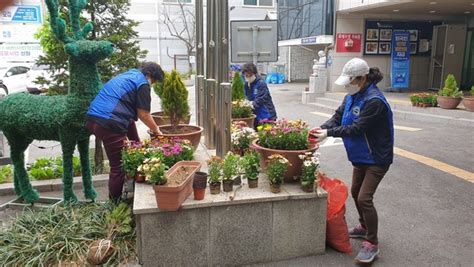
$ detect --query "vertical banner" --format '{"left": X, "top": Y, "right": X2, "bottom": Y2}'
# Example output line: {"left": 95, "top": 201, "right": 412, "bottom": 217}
{"left": 391, "top": 32, "right": 410, "bottom": 88}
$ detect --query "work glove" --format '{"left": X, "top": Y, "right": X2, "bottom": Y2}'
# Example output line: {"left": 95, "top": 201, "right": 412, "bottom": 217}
{"left": 308, "top": 127, "right": 327, "bottom": 143}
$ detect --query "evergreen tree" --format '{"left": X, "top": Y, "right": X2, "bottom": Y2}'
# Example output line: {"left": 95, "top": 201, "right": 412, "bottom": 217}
{"left": 161, "top": 70, "right": 190, "bottom": 131}
{"left": 232, "top": 71, "right": 245, "bottom": 101}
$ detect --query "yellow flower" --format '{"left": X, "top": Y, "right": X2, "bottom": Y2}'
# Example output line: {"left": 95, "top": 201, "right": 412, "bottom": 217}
{"left": 257, "top": 125, "right": 263, "bottom": 131}
{"left": 264, "top": 125, "right": 272, "bottom": 131}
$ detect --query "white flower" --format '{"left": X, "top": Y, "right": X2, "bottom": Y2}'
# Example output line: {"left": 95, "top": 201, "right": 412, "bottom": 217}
{"left": 303, "top": 161, "right": 311, "bottom": 167}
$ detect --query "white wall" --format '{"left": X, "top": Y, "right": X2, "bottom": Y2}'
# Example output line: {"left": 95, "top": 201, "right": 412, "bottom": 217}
{"left": 329, "top": 13, "right": 464, "bottom": 92}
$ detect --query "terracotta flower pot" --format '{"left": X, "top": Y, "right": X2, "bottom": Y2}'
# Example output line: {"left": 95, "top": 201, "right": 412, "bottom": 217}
{"left": 209, "top": 182, "right": 221, "bottom": 194}
{"left": 302, "top": 183, "right": 314, "bottom": 193}
{"left": 437, "top": 96, "right": 462, "bottom": 109}
{"left": 223, "top": 180, "right": 234, "bottom": 192}
{"left": 157, "top": 124, "right": 203, "bottom": 150}
{"left": 462, "top": 96, "right": 474, "bottom": 112}
{"left": 153, "top": 161, "right": 201, "bottom": 211}
{"left": 231, "top": 114, "right": 256, "bottom": 128}
{"left": 135, "top": 173, "right": 146, "bottom": 183}
{"left": 248, "top": 179, "right": 258, "bottom": 188}
{"left": 252, "top": 140, "right": 319, "bottom": 182}
{"left": 193, "top": 188, "right": 205, "bottom": 200}
{"left": 270, "top": 183, "right": 281, "bottom": 193}
{"left": 152, "top": 111, "right": 191, "bottom": 126}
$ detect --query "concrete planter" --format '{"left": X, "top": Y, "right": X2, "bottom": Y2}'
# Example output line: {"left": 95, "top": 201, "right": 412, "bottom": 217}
{"left": 252, "top": 140, "right": 319, "bottom": 183}
{"left": 231, "top": 114, "right": 256, "bottom": 128}
{"left": 462, "top": 96, "right": 474, "bottom": 111}
{"left": 152, "top": 111, "right": 191, "bottom": 126}
{"left": 157, "top": 124, "right": 203, "bottom": 150}
{"left": 153, "top": 161, "right": 201, "bottom": 211}
{"left": 437, "top": 96, "right": 462, "bottom": 109}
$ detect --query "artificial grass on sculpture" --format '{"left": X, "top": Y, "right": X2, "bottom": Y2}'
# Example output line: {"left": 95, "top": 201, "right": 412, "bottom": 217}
{"left": 0, "top": 202, "right": 136, "bottom": 266}
{"left": 0, "top": 0, "right": 114, "bottom": 203}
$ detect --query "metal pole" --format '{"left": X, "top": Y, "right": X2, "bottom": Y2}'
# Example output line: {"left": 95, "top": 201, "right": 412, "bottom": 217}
{"left": 216, "top": 0, "right": 229, "bottom": 84}
{"left": 206, "top": 0, "right": 216, "bottom": 80}
{"left": 195, "top": 75, "right": 205, "bottom": 127}
{"left": 252, "top": 25, "right": 258, "bottom": 65}
{"left": 204, "top": 79, "right": 217, "bottom": 149}
{"left": 216, "top": 82, "right": 231, "bottom": 157}
{"left": 195, "top": 0, "right": 204, "bottom": 76}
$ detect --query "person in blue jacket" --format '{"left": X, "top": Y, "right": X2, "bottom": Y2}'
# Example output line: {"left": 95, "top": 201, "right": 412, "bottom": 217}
{"left": 86, "top": 62, "right": 164, "bottom": 201}
{"left": 310, "top": 58, "right": 393, "bottom": 264}
{"left": 242, "top": 63, "right": 277, "bottom": 127}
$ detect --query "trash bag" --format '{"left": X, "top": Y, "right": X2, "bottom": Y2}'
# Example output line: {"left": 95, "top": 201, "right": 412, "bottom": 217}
{"left": 319, "top": 172, "right": 352, "bottom": 254}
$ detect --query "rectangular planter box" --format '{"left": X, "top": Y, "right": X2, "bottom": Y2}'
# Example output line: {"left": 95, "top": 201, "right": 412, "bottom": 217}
{"left": 134, "top": 175, "right": 327, "bottom": 266}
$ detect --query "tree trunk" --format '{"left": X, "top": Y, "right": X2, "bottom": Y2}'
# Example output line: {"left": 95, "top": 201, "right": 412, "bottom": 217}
{"left": 94, "top": 138, "right": 104, "bottom": 174}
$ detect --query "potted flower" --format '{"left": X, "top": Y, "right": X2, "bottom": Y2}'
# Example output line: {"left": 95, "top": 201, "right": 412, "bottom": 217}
{"left": 266, "top": 154, "right": 290, "bottom": 193}
{"left": 298, "top": 152, "right": 320, "bottom": 192}
{"left": 241, "top": 150, "right": 260, "bottom": 188}
{"left": 151, "top": 159, "right": 201, "bottom": 211}
{"left": 231, "top": 121, "right": 258, "bottom": 156}
{"left": 152, "top": 72, "right": 191, "bottom": 126}
{"left": 231, "top": 72, "right": 256, "bottom": 127}
{"left": 156, "top": 70, "right": 203, "bottom": 149}
{"left": 144, "top": 137, "right": 194, "bottom": 168}
{"left": 462, "top": 86, "right": 474, "bottom": 112}
{"left": 121, "top": 140, "right": 146, "bottom": 182}
{"left": 252, "top": 119, "right": 318, "bottom": 182}
{"left": 437, "top": 74, "right": 463, "bottom": 109}
{"left": 207, "top": 156, "right": 222, "bottom": 194}
{"left": 222, "top": 152, "right": 240, "bottom": 192}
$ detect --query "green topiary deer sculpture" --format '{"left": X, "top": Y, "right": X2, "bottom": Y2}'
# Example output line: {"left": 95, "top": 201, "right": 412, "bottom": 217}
{"left": 0, "top": 0, "right": 114, "bottom": 203}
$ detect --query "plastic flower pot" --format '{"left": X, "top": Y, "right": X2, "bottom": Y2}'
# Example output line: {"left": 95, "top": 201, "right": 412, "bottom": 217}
{"left": 209, "top": 182, "right": 221, "bottom": 194}
{"left": 135, "top": 173, "right": 146, "bottom": 183}
{"left": 193, "top": 171, "right": 207, "bottom": 200}
{"left": 248, "top": 179, "right": 258, "bottom": 188}
{"left": 223, "top": 180, "right": 234, "bottom": 192}
{"left": 270, "top": 183, "right": 281, "bottom": 193}
{"left": 302, "top": 182, "right": 315, "bottom": 193}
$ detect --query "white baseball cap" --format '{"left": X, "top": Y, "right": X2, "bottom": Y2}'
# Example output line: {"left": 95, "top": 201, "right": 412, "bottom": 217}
{"left": 334, "top": 58, "right": 370, "bottom": 86}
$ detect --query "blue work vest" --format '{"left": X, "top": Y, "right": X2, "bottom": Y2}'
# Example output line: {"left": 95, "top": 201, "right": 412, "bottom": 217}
{"left": 87, "top": 69, "right": 149, "bottom": 129}
{"left": 244, "top": 77, "right": 276, "bottom": 122}
{"left": 341, "top": 83, "right": 394, "bottom": 165}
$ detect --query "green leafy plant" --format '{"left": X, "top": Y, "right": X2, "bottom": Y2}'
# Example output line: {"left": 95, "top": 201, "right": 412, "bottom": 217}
{"left": 232, "top": 71, "right": 245, "bottom": 101}
{"left": 222, "top": 152, "right": 240, "bottom": 181}
{"left": 28, "top": 156, "right": 82, "bottom": 180}
{"left": 266, "top": 154, "right": 290, "bottom": 185}
{"left": 137, "top": 158, "right": 167, "bottom": 185}
{"left": 0, "top": 202, "right": 136, "bottom": 266}
{"left": 206, "top": 156, "right": 223, "bottom": 184}
{"left": 470, "top": 85, "right": 474, "bottom": 96}
{"left": 241, "top": 151, "right": 260, "bottom": 180}
{"left": 299, "top": 152, "right": 320, "bottom": 188}
{"left": 152, "top": 71, "right": 169, "bottom": 99}
{"left": 232, "top": 99, "right": 254, "bottom": 119}
{"left": 161, "top": 70, "right": 190, "bottom": 132}
{"left": 409, "top": 94, "right": 421, "bottom": 105}
{"left": 257, "top": 119, "right": 310, "bottom": 150}
{"left": 0, "top": 165, "right": 13, "bottom": 184}
{"left": 439, "top": 74, "right": 463, "bottom": 97}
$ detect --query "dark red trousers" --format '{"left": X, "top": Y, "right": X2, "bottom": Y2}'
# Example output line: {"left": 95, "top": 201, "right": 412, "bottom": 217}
{"left": 86, "top": 120, "right": 140, "bottom": 200}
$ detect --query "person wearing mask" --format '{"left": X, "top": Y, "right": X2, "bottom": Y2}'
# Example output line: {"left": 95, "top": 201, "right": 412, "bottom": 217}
{"left": 242, "top": 63, "right": 277, "bottom": 127}
{"left": 86, "top": 62, "right": 164, "bottom": 201}
{"left": 309, "top": 58, "right": 393, "bottom": 264}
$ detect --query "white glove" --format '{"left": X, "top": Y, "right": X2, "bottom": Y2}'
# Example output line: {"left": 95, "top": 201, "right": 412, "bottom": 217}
{"left": 314, "top": 129, "right": 327, "bottom": 142}
{"left": 251, "top": 101, "right": 256, "bottom": 109}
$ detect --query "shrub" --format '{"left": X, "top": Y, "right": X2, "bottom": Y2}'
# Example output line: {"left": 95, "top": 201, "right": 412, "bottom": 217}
{"left": 439, "top": 74, "right": 462, "bottom": 97}
{"left": 161, "top": 69, "right": 190, "bottom": 131}
{"left": 0, "top": 165, "right": 13, "bottom": 184}
{"left": 232, "top": 71, "right": 245, "bottom": 101}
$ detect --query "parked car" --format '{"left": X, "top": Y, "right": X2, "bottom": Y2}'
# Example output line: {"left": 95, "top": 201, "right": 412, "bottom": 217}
{"left": 25, "top": 64, "right": 54, "bottom": 94}
{"left": 0, "top": 64, "right": 32, "bottom": 95}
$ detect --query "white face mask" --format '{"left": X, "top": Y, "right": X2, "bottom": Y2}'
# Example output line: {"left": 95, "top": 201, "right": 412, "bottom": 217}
{"left": 345, "top": 83, "right": 360, "bottom": 95}
{"left": 246, "top": 75, "right": 256, "bottom": 84}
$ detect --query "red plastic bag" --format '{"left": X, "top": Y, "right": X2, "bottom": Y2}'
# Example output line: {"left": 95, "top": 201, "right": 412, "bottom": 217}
{"left": 319, "top": 172, "right": 352, "bottom": 254}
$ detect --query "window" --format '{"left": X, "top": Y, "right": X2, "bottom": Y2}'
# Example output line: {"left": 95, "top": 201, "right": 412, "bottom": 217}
{"left": 243, "top": 0, "right": 274, "bottom": 7}
{"left": 163, "top": 0, "right": 192, "bottom": 3}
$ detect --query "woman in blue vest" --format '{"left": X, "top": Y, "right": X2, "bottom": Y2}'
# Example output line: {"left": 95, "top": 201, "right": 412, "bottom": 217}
{"left": 242, "top": 63, "right": 277, "bottom": 127}
{"left": 310, "top": 58, "right": 394, "bottom": 264}
{"left": 86, "top": 62, "right": 164, "bottom": 201}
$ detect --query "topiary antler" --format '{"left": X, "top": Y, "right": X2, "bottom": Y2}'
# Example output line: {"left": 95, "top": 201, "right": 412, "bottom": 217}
{"left": 45, "top": 0, "right": 73, "bottom": 43}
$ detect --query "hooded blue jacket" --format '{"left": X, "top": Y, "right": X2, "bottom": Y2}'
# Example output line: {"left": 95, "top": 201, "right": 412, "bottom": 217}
{"left": 244, "top": 76, "right": 277, "bottom": 122}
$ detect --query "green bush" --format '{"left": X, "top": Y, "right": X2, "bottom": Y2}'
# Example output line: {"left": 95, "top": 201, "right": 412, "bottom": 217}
{"left": 470, "top": 85, "right": 474, "bottom": 96}
{"left": 439, "top": 74, "right": 462, "bottom": 97}
{"left": 28, "top": 156, "right": 82, "bottom": 180}
{"left": 161, "top": 70, "right": 190, "bottom": 131}
{"left": 232, "top": 71, "right": 245, "bottom": 101}
{"left": 0, "top": 165, "right": 13, "bottom": 184}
